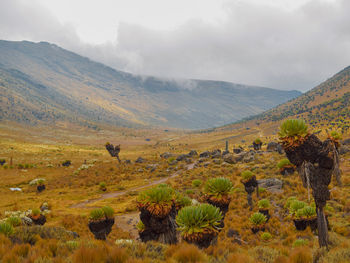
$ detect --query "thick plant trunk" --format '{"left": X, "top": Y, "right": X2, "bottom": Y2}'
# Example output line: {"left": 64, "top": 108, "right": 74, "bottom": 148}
{"left": 316, "top": 206, "right": 329, "bottom": 248}
{"left": 247, "top": 193, "right": 253, "bottom": 211}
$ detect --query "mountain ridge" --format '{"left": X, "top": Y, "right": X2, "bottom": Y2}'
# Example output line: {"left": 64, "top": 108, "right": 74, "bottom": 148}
{"left": 0, "top": 40, "right": 301, "bottom": 129}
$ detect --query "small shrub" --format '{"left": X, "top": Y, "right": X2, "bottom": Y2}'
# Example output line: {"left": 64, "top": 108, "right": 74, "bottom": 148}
{"left": 260, "top": 232, "right": 272, "bottom": 241}
{"left": 7, "top": 216, "right": 21, "bottom": 227}
{"left": 168, "top": 243, "right": 207, "bottom": 263}
{"left": 249, "top": 212, "right": 267, "bottom": 226}
{"left": 192, "top": 179, "right": 202, "bottom": 188}
{"left": 292, "top": 239, "right": 309, "bottom": 248}
{"left": 254, "top": 138, "right": 262, "bottom": 144}
{"left": 175, "top": 193, "right": 192, "bottom": 210}
{"left": 258, "top": 199, "right": 270, "bottom": 209}
{"left": 0, "top": 222, "right": 14, "bottom": 237}
{"left": 277, "top": 159, "right": 293, "bottom": 169}
{"left": 290, "top": 200, "right": 306, "bottom": 216}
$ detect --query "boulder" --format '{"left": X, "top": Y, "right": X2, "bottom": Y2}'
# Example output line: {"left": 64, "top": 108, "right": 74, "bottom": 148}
{"left": 135, "top": 157, "right": 146, "bottom": 163}
{"left": 267, "top": 142, "right": 283, "bottom": 154}
{"left": 223, "top": 154, "right": 237, "bottom": 164}
{"left": 222, "top": 150, "right": 229, "bottom": 156}
{"left": 160, "top": 152, "right": 175, "bottom": 159}
{"left": 233, "top": 148, "right": 243, "bottom": 154}
{"left": 339, "top": 145, "right": 350, "bottom": 155}
{"left": 199, "top": 151, "right": 210, "bottom": 158}
{"left": 188, "top": 150, "right": 198, "bottom": 156}
{"left": 257, "top": 178, "right": 283, "bottom": 193}
{"left": 211, "top": 149, "right": 222, "bottom": 159}
{"left": 341, "top": 138, "right": 350, "bottom": 145}
{"left": 176, "top": 154, "right": 189, "bottom": 161}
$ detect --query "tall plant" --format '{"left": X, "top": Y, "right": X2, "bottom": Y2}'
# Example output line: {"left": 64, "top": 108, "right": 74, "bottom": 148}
{"left": 278, "top": 119, "right": 338, "bottom": 248}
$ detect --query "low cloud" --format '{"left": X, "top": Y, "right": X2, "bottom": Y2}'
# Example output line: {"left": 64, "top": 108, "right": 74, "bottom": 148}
{"left": 1, "top": 0, "right": 350, "bottom": 91}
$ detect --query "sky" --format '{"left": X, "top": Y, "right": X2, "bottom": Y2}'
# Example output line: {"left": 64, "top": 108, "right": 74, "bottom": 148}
{"left": 0, "top": 0, "right": 349, "bottom": 91}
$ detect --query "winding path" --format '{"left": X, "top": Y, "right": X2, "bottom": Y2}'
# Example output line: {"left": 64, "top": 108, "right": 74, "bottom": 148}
{"left": 70, "top": 162, "right": 196, "bottom": 209}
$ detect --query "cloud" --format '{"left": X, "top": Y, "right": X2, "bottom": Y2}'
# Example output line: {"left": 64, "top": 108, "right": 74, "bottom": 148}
{"left": 1, "top": 0, "right": 350, "bottom": 91}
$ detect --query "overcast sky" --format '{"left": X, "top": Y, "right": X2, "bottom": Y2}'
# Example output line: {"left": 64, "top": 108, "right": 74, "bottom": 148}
{"left": 1, "top": 0, "right": 350, "bottom": 91}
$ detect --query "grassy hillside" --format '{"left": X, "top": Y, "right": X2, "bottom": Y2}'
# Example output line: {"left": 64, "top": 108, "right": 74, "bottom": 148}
{"left": 236, "top": 66, "right": 350, "bottom": 133}
{"left": 0, "top": 40, "right": 301, "bottom": 129}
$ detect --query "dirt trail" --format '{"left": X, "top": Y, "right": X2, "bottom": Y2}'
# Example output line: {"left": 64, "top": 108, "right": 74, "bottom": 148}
{"left": 70, "top": 162, "right": 196, "bottom": 209}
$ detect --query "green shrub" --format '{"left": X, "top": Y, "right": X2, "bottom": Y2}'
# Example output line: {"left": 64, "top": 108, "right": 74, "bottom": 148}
{"left": 278, "top": 119, "right": 308, "bottom": 138}
{"left": 37, "top": 179, "right": 45, "bottom": 186}
{"left": 17, "top": 164, "right": 24, "bottom": 169}
{"left": 192, "top": 179, "right": 202, "bottom": 188}
{"left": 7, "top": 216, "right": 22, "bottom": 227}
{"left": 258, "top": 187, "right": 266, "bottom": 193}
{"left": 260, "top": 232, "right": 272, "bottom": 241}
{"left": 290, "top": 200, "right": 306, "bottom": 215}
{"left": 31, "top": 208, "right": 41, "bottom": 217}
{"left": 175, "top": 193, "right": 192, "bottom": 209}
{"left": 0, "top": 222, "right": 14, "bottom": 237}
{"left": 176, "top": 204, "right": 222, "bottom": 237}
{"left": 292, "top": 239, "right": 308, "bottom": 248}
{"left": 249, "top": 212, "right": 267, "bottom": 226}
{"left": 299, "top": 206, "right": 316, "bottom": 218}
{"left": 258, "top": 199, "right": 270, "bottom": 209}
{"left": 185, "top": 189, "right": 194, "bottom": 195}
{"left": 99, "top": 182, "right": 106, "bottom": 189}
{"left": 284, "top": 196, "right": 297, "bottom": 209}
{"left": 89, "top": 208, "right": 105, "bottom": 221}
{"left": 136, "top": 221, "right": 145, "bottom": 232}
{"left": 137, "top": 185, "right": 174, "bottom": 205}
{"left": 101, "top": 206, "right": 114, "bottom": 218}
{"left": 277, "top": 159, "right": 292, "bottom": 169}
{"left": 330, "top": 131, "right": 342, "bottom": 140}
{"left": 204, "top": 177, "right": 233, "bottom": 197}
{"left": 254, "top": 138, "right": 262, "bottom": 144}
{"left": 241, "top": 170, "right": 254, "bottom": 181}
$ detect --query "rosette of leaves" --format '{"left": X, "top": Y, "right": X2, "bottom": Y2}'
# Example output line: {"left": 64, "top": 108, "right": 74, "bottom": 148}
{"left": 241, "top": 170, "right": 254, "bottom": 183}
{"left": 89, "top": 208, "right": 105, "bottom": 221}
{"left": 289, "top": 200, "right": 306, "bottom": 217}
{"left": 249, "top": 212, "right": 267, "bottom": 226}
{"left": 258, "top": 199, "right": 270, "bottom": 209}
{"left": 176, "top": 204, "right": 222, "bottom": 247}
{"left": 278, "top": 119, "right": 309, "bottom": 149}
{"left": 174, "top": 192, "right": 192, "bottom": 211}
{"left": 300, "top": 206, "right": 316, "bottom": 219}
{"left": 328, "top": 131, "right": 342, "bottom": 148}
{"left": 277, "top": 159, "right": 293, "bottom": 170}
{"left": 254, "top": 138, "right": 262, "bottom": 144}
{"left": 31, "top": 208, "right": 41, "bottom": 220}
{"left": 101, "top": 206, "right": 114, "bottom": 219}
{"left": 137, "top": 185, "right": 174, "bottom": 218}
{"left": 0, "top": 222, "right": 14, "bottom": 237}
{"left": 204, "top": 177, "right": 233, "bottom": 205}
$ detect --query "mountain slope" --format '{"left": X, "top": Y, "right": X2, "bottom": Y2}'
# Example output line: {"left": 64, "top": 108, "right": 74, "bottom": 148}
{"left": 233, "top": 66, "right": 350, "bottom": 132}
{"left": 0, "top": 40, "right": 301, "bottom": 129}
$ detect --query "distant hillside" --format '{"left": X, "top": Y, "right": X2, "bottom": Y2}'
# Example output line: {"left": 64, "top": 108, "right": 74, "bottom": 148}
{"left": 0, "top": 40, "right": 301, "bottom": 129}
{"left": 234, "top": 66, "right": 350, "bottom": 132}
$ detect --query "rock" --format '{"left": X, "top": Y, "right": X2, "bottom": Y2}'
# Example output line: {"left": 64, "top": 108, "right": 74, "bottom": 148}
{"left": 160, "top": 152, "right": 175, "bottom": 159}
{"left": 223, "top": 154, "right": 237, "bottom": 164}
{"left": 226, "top": 229, "right": 239, "bottom": 238}
{"left": 135, "top": 157, "right": 145, "bottom": 163}
{"left": 203, "top": 162, "right": 211, "bottom": 167}
{"left": 243, "top": 152, "right": 255, "bottom": 163}
{"left": 124, "top": 160, "right": 131, "bottom": 164}
{"left": 176, "top": 154, "right": 189, "bottom": 161}
{"left": 341, "top": 138, "right": 350, "bottom": 145}
{"left": 257, "top": 178, "right": 283, "bottom": 193}
{"left": 222, "top": 150, "right": 229, "bottom": 156}
{"left": 40, "top": 202, "right": 49, "bottom": 211}
{"left": 233, "top": 148, "right": 243, "bottom": 154}
{"left": 185, "top": 158, "right": 192, "bottom": 164}
{"left": 199, "top": 151, "right": 210, "bottom": 158}
{"left": 211, "top": 152, "right": 222, "bottom": 159}
{"left": 22, "top": 216, "right": 33, "bottom": 226}
{"left": 213, "top": 159, "right": 221, "bottom": 164}
{"left": 339, "top": 145, "right": 350, "bottom": 155}
{"left": 10, "top": 187, "right": 22, "bottom": 192}
{"left": 267, "top": 142, "right": 284, "bottom": 154}
{"left": 188, "top": 150, "right": 198, "bottom": 156}
{"left": 137, "top": 168, "right": 144, "bottom": 172}
{"left": 198, "top": 158, "right": 207, "bottom": 163}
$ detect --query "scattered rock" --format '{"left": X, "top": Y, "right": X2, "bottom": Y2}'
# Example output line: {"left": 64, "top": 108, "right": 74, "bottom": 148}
{"left": 341, "top": 138, "right": 350, "bottom": 145}
{"left": 233, "top": 148, "right": 243, "bottom": 154}
{"left": 40, "top": 202, "right": 49, "bottom": 211}
{"left": 339, "top": 145, "right": 349, "bottom": 155}
{"left": 10, "top": 188, "right": 22, "bottom": 192}
{"left": 226, "top": 229, "right": 239, "bottom": 238}
{"left": 198, "top": 158, "right": 207, "bottom": 163}
{"left": 160, "top": 152, "right": 175, "bottom": 159}
{"left": 135, "top": 157, "right": 146, "bottom": 163}
{"left": 257, "top": 178, "right": 283, "bottom": 193}
{"left": 169, "top": 160, "right": 178, "bottom": 166}
{"left": 210, "top": 149, "right": 221, "bottom": 158}
{"left": 213, "top": 159, "right": 221, "bottom": 164}
{"left": 199, "top": 151, "right": 210, "bottom": 158}
{"left": 223, "top": 154, "right": 237, "bottom": 164}
{"left": 176, "top": 154, "right": 189, "bottom": 161}
{"left": 222, "top": 150, "right": 229, "bottom": 156}
{"left": 188, "top": 150, "right": 198, "bottom": 156}
{"left": 124, "top": 160, "right": 131, "bottom": 164}
{"left": 21, "top": 217, "right": 33, "bottom": 226}
{"left": 267, "top": 142, "right": 284, "bottom": 154}
{"left": 243, "top": 152, "right": 255, "bottom": 163}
